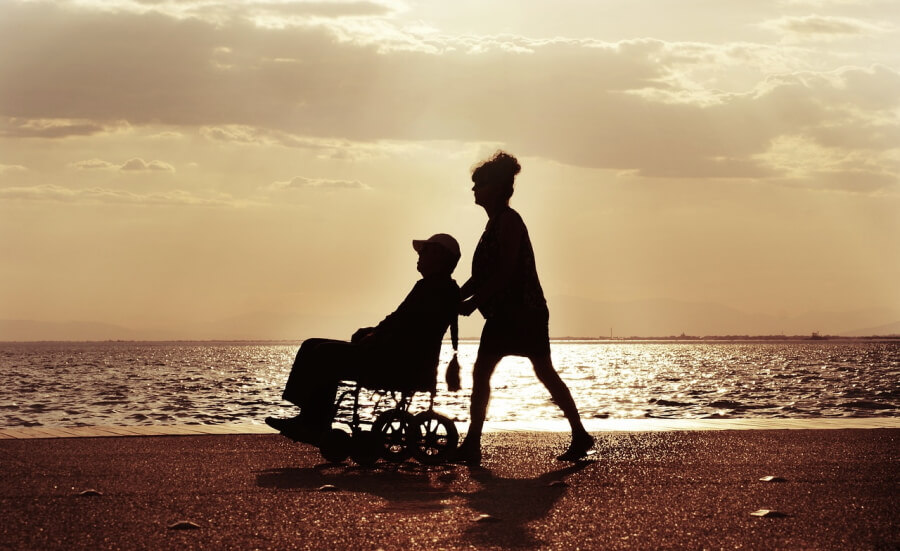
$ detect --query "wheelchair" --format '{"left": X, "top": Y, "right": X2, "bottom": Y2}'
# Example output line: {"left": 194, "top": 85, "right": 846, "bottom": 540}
{"left": 316, "top": 371, "right": 459, "bottom": 467}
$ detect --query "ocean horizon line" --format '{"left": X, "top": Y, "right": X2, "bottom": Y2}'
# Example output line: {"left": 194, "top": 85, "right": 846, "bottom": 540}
{"left": 2, "top": 334, "right": 899, "bottom": 345}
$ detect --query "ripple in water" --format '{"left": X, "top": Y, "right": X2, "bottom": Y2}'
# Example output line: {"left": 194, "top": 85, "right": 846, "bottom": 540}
{"left": 0, "top": 340, "right": 898, "bottom": 427}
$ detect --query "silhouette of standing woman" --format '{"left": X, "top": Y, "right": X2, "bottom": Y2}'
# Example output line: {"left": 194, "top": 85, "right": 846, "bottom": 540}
{"left": 455, "top": 151, "right": 594, "bottom": 464}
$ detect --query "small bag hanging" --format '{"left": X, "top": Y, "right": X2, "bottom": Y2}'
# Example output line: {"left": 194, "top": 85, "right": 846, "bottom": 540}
{"left": 445, "top": 314, "right": 461, "bottom": 392}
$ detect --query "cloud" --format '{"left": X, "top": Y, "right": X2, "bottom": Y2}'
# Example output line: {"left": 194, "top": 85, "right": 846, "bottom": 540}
{"left": 1, "top": 2, "right": 897, "bottom": 191}
{"left": 71, "top": 157, "right": 176, "bottom": 172}
{"left": 0, "top": 117, "right": 127, "bottom": 139}
{"left": 753, "top": 134, "right": 899, "bottom": 193}
{"left": 120, "top": 158, "right": 176, "bottom": 172}
{"left": 200, "top": 125, "right": 262, "bottom": 144}
{"left": 267, "top": 176, "right": 367, "bottom": 190}
{"left": 761, "top": 15, "right": 888, "bottom": 41}
{"left": 0, "top": 4, "right": 664, "bottom": 132}
{"left": 128, "top": 0, "right": 401, "bottom": 24}
{"left": 150, "top": 130, "right": 184, "bottom": 139}
{"left": 781, "top": 0, "right": 879, "bottom": 7}
{"left": 0, "top": 184, "right": 245, "bottom": 206}
{"left": 0, "top": 163, "right": 27, "bottom": 174}
{"left": 71, "top": 158, "right": 120, "bottom": 171}
{"left": 243, "top": 1, "right": 399, "bottom": 18}
{"left": 200, "top": 124, "right": 416, "bottom": 160}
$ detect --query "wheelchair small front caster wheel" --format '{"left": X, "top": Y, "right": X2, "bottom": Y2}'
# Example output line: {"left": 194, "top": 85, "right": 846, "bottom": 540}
{"left": 319, "top": 428, "right": 352, "bottom": 463}
{"left": 372, "top": 409, "right": 415, "bottom": 463}
{"left": 350, "top": 430, "right": 383, "bottom": 467}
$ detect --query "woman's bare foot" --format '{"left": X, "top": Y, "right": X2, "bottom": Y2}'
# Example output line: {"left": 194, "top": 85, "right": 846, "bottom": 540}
{"left": 556, "top": 432, "right": 595, "bottom": 461}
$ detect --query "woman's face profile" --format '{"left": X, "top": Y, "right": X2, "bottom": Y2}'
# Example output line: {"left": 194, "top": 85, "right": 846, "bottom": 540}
{"left": 472, "top": 177, "right": 499, "bottom": 208}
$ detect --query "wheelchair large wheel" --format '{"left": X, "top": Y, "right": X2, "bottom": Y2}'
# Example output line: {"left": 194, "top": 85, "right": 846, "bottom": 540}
{"left": 410, "top": 411, "right": 459, "bottom": 465}
{"left": 319, "top": 428, "right": 351, "bottom": 463}
{"left": 350, "top": 430, "right": 383, "bottom": 468}
{"left": 372, "top": 409, "right": 415, "bottom": 463}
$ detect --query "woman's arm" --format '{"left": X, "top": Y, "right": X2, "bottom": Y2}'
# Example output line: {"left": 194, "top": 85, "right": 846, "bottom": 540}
{"left": 465, "top": 211, "right": 524, "bottom": 313}
{"left": 459, "top": 277, "right": 477, "bottom": 315}
{"left": 459, "top": 277, "right": 475, "bottom": 299}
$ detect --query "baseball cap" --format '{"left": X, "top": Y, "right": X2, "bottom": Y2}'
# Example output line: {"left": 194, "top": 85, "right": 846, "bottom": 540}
{"left": 412, "top": 233, "right": 461, "bottom": 261}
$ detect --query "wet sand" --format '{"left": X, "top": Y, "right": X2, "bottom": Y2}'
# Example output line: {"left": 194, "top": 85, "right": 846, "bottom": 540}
{"left": 1, "top": 428, "right": 897, "bottom": 550}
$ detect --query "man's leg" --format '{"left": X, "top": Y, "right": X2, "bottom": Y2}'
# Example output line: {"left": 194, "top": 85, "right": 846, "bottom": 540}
{"left": 282, "top": 338, "right": 334, "bottom": 407}
{"left": 300, "top": 340, "right": 361, "bottom": 433}
{"left": 270, "top": 338, "right": 361, "bottom": 439}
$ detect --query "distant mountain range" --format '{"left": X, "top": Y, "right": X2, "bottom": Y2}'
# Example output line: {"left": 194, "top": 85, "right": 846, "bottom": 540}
{"left": 2, "top": 298, "right": 898, "bottom": 341}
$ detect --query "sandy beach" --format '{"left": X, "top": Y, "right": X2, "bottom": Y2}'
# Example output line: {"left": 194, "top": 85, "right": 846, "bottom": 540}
{"left": 1, "top": 425, "right": 897, "bottom": 550}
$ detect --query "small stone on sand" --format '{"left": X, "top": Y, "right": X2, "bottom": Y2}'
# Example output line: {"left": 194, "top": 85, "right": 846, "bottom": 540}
{"left": 168, "top": 521, "right": 201, "bottom": 530}
{"left": 750, "top": 509, "right": 788, "bottom": 518}
{"left": 759, "top": 476, "right": 787, "bottom": 482}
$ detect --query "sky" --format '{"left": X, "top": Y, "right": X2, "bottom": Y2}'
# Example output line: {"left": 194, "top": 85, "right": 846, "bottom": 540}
{"left": 1, "top": 0, "right": 899, "bottom": 339}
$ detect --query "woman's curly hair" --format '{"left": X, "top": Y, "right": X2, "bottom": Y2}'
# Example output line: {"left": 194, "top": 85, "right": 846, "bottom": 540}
{"left": 472, "top": 151, "right": 521, "bottom": 201}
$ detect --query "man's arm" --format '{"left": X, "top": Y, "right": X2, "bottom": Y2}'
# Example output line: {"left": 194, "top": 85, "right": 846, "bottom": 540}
{"left": 360, "top": 281, "right": 425, "bottom": 345}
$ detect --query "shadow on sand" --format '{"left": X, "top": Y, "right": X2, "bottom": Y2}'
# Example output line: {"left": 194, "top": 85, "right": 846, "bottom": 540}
{"left": 457, "top": 461, "right": 593, "bottom": 548}
{"left": 256, "top": 459, "right": 595, "bottom": 548}
{"left": 256, "top": 460, "right": 459, "bottom": 513}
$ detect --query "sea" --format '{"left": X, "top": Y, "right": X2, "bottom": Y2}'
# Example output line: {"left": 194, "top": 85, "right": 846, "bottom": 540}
{"left": 1, "top": 340, "right": 898, "bottom": 428}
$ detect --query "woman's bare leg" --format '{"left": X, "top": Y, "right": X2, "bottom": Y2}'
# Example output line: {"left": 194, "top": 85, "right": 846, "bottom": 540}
{"left": 459, "top": 353, "right": 502, "bottom": 452}
{"left": 530, "top": 355, "right": 585, "bottom": 430}
{"left": 531, "top": 354, "right": 594, "bottom": 459}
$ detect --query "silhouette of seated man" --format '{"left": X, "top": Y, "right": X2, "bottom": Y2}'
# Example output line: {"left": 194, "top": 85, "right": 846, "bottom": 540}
{"left": 266, "top": 234, "right": 461, "bottom": 444}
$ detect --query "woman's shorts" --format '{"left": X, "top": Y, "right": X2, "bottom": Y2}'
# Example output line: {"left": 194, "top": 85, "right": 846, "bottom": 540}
{"left": 478, "top": 309, "right": 551, "bottom": 359}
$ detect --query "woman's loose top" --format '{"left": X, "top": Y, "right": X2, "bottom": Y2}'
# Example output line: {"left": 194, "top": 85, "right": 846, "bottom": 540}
{"left": 471, "top": 207, "right": 548, "bottom": 320}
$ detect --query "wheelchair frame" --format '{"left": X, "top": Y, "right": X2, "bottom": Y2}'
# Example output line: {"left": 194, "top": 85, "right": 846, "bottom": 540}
{"left": 317, "top": 379, "right": 459, "bottom": 467}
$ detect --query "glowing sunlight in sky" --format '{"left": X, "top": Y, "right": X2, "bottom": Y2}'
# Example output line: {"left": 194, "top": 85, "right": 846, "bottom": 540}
{"left": 1, "top": 0, "right": 898, "bottom": 340}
